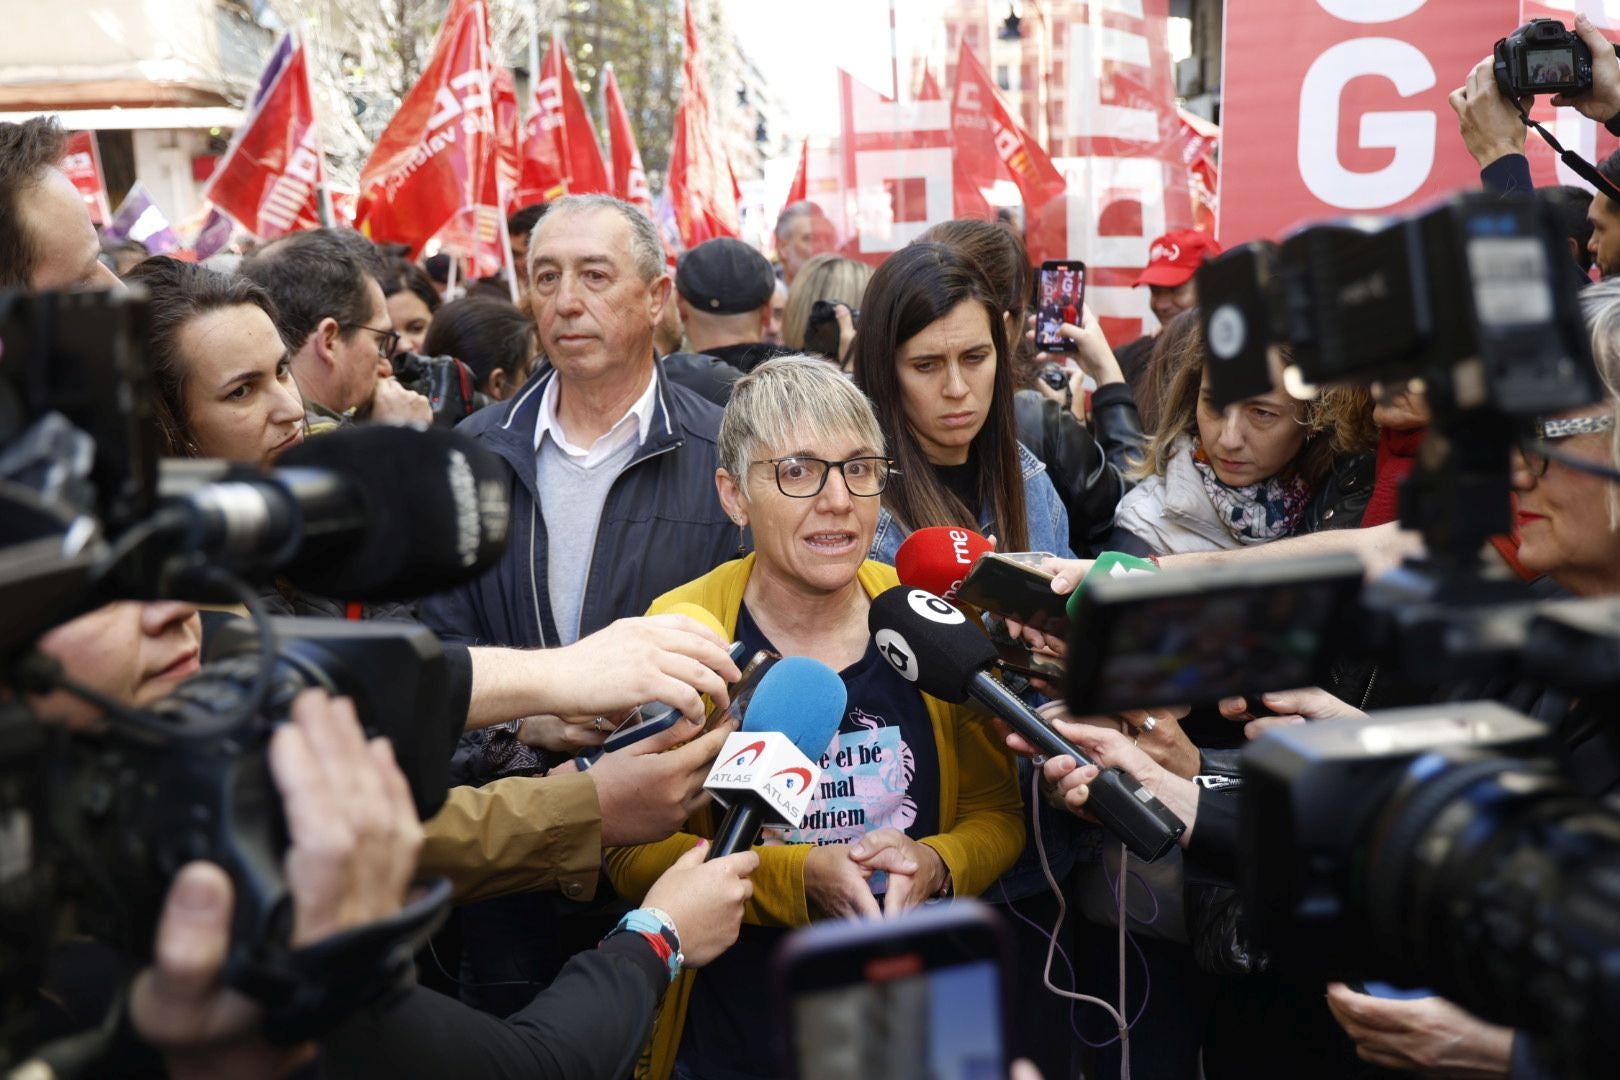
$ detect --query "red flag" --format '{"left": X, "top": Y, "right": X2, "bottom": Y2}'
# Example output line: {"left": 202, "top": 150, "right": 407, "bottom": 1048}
{"left": 492, "top": 66, "right": 523, "bottom": 210}
{"left": 516, "top": 33, "right": 609, "bottom": 206}
{"left": 919, "top": 66, "right": 944, "bottom": 103}
{"left": 603, "top": 64, "right": 652, "bottom": 213}
{"left": 668, "top": 0, "right": 740, "bottom": 248}
{"left": 1175, "top": 106, "right": 1220, "bottom": 236}
{"left": 354, "top": 0, "right": 505, "bottom": 275}
{"left": 952, "top": 42, "right": 1067, "bottom": 262}
{"left": 201, "top": 35, "right": 324, "bottom": 239}
{"left": 60, "top": 131, "right": 111, "bottom": 226}
{"left": 783, "top": 139, "right": 808, "bottom": 207}
{"left": 834, "top": 68, "right": 955, "bottom": 263}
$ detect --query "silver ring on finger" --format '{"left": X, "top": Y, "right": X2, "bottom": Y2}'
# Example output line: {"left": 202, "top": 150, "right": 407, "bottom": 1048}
{"left": 1141, "top": 716, "right": 1158, "bottom": 733}
{"left": 592, "top": 716, "right": 606, "bottom": 733}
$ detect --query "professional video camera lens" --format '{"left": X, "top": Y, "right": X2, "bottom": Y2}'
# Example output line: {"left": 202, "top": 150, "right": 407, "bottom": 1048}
{"left": 1357, "top": 750, "right": 1620, "bottom": 1076}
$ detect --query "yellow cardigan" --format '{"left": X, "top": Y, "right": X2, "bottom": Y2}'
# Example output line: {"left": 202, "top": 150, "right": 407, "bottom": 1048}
{"left": 605, "top": 554, "right": 1025, "bottom": 1080}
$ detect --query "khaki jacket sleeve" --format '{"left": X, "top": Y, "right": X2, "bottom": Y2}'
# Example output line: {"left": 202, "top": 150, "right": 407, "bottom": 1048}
{"left": 420, "top": 773, "right": 603, "bottom": 905}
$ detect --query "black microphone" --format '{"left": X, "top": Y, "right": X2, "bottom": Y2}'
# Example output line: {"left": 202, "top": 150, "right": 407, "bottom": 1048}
{"left": 115, "top": 425, "right": 509, "bottom": 602}
{"left": 868, "top": 585, "right": 1185, "bottom": 862}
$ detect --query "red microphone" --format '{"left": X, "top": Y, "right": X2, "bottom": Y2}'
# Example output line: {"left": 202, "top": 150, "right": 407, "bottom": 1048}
{"left": 894, "top": 526, "right": 994, "bottom": 601}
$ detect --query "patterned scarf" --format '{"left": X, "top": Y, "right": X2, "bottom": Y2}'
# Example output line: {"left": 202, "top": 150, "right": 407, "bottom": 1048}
{"left": 1190, "top": 441, "right": 1312, "bottom": 544}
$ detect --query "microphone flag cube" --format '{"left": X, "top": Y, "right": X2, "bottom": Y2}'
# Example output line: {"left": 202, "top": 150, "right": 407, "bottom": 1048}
{"left": 703, "top": 730, "right": 822, "bottom": 829}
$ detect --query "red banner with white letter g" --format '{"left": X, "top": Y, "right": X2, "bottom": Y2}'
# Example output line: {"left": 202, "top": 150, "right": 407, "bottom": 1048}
{"left": 1220, "top": 0, "right": 1519, "bottom": 246}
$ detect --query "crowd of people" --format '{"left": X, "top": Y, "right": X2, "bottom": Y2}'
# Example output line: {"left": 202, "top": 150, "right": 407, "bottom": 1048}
{"left": 5, "top": 14, "right": 1620, "bottom": 1080}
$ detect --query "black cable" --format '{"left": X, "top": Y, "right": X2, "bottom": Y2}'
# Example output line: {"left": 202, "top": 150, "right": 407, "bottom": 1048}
{"left": 1513, "top": 98, "right": 1620, "bottom": 205}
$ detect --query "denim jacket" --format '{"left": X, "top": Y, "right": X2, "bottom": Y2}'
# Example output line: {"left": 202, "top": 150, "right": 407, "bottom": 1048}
{"left": 868, "top": 443, "right": 1077, "bottom": 563}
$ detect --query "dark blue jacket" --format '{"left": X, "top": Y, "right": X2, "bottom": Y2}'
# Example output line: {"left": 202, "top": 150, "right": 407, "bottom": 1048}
{"left": 421, "top": 361, "right": 741, "bottom": 651}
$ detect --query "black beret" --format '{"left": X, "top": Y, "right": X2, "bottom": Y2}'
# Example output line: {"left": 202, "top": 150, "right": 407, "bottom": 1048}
{"left": 675, "top": 238, "right": 776, "bottom": 314}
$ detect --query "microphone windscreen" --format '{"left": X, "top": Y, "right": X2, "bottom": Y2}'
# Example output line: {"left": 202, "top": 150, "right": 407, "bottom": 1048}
{"left": 895, "top": 526, "right": 993, "bottom": 601}
{"left": 663, "top": 601, "right": 729, "bottom": 642}
{"left": 277, "top": 425, "right": 510, "bottom": 600}
{"left": 738, "top": 656, "right": 846, "bottom": 763}
{"left": 867, "top": 585, "right": 998, "bottom": 703}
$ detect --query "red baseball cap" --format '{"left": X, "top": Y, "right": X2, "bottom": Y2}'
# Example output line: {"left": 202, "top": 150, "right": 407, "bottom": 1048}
{"left": 1133, "top": 229, "right": 1223, "bottom": 288}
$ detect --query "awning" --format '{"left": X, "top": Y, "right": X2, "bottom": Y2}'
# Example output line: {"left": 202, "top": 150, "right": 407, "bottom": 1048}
{"left": 0, "top": 106, "right": 244, "bottom": 131}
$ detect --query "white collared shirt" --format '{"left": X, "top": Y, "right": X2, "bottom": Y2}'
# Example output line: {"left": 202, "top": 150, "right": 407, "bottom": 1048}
{"left": 533, "top": 368, "right": 658, "bottom": 469}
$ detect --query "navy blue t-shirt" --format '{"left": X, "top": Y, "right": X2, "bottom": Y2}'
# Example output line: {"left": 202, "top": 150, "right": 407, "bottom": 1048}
{"left": 675, "top": 601, "right": 941, "bottom": 1080}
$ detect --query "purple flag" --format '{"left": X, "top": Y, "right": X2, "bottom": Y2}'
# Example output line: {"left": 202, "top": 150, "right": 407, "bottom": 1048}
{"left": 102, "top": 182, "right": 182, "bottom": 255}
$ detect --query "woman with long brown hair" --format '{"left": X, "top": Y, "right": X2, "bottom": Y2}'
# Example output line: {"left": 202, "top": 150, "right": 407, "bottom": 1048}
{"left": 856, "top": 241, "right": 1072, "bottom": 561}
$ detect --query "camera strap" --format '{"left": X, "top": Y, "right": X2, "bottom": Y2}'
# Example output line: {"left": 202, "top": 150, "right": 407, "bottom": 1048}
{"left": 1514, "top": 99, "right": 1620, "bottom": 204}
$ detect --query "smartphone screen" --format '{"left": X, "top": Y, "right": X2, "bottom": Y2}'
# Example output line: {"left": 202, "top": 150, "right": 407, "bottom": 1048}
{"left": 776, "top": 903, "right": 1008, "bottom": 1080}
{"left": 955, "top": 552, "right": 1069, "bottom": 629}
{"left": 1035, "top": 260, "right": 1085, "bottom": 352}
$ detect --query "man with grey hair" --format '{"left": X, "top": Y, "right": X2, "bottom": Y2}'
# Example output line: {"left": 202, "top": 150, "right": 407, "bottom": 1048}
{"left": 773, "top": 200, "right": 837, "bottom": 285}
{"left": 422, "top": 192, "right": 743, "bottom": 1006}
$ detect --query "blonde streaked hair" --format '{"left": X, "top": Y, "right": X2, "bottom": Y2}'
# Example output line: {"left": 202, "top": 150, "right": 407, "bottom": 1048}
{"left": 718, "top": 355, "right": 887, "bottom": 482}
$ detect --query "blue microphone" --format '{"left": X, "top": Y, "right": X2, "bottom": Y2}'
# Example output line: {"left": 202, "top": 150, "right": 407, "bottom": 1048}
{"left": 706, "top": 656, "right": 846, "bottom": 860}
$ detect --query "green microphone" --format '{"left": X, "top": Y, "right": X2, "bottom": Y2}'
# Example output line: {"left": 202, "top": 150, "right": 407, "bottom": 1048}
{"left": 1064, "top": 551, "right": 1159, "bottom": 623}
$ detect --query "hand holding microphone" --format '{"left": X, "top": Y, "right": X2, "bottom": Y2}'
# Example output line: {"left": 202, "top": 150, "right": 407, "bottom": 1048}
{"left": 867, "top": 585, "right": 1185, "bottom": 862}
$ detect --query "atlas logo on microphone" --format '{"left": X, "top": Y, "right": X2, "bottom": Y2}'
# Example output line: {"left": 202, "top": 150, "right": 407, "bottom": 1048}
{"left": 771, "top": 766, "right": 813, "bottom": 793}
{"left": 728, "top": 741, "right": 767, "bottom": 769}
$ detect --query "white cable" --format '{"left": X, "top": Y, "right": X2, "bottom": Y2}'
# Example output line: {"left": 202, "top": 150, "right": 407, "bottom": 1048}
{"left": 1028, "top": 762, "right": 1133, "bottom": 1079}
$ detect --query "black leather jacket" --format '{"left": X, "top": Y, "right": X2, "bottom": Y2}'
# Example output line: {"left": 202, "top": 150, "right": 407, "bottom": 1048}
{"left": 1013, "top": 383, "right": 1145, "bottom": 555}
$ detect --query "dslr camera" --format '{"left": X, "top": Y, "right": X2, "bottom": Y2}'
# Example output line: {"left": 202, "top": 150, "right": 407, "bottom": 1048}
{"left": 1494, "top": 17, "right": 1597, "bottom": 99}
{"left": 392, "top": 351, "right": 492, "bottom": 427}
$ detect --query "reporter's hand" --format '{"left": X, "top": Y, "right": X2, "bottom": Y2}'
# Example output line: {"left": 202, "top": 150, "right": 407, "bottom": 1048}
{"left": 1449, "top": 56, "right": 1528, "bottom": 168}
{"left": 554, "top": 615, "right": 741, "bottom": 723}
{"left": 1040, "top": 702, "right": 1199, "bottom": 778}
{"left": 1218, "top": 686, "right": 1366, "bottom": 741}
{"left": 1550, "top": 13, "right": 1620, "bottom": 124}
{"left": 516, "top": 712, "right": 613, "bottom": 753}
{"left": 1325, "top": 984, "right": 1513, "bottom": 1078}
{"left": 642, "top": 840, "right": 758, "bottom": 967}
{"left": 368, "top": 376, "right": 433, "bottom": 427}
{"left": 590, "top": 721, "right": 735, "bottom": 846}
{"left": 804, "top": 842, "right": 882, "bottom": 919}
{"left": 1003, "top": 713, "right": 1200, "bottom": 843}
{"left": 130, "top": 690, "right": 419, "bottom": 1077}
{"left": 848, "top": 828, "right": 947, "bottom": 918}
{"left": 1060, "top": 304, "right": 1126, "bottom": 388}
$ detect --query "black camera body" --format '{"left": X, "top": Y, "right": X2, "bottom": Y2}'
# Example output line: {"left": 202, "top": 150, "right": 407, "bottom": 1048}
{"left": 1036, "top": 362, "right": 1070, "bottom": 392}
{"left": 805, "top": 300, "right": 856, "bottom": 362}
{"left": 392, "top": 352, "right": 493, "bottom": 428}
{"left": 1495, "top": 18, "right": 1595, "bottom": 99}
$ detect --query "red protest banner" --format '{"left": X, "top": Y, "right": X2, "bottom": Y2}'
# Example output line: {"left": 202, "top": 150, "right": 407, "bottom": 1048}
{"left": 354, "top": 0, "right": 505, "bottom": 275}
{"left": 834, "top": 67, "right": 954, "bottom": 263}
{"left": 1220, "top": 0, "right": 1519, "bottom": 246}
{"left": 668, "top": 0, "right": 741, "bottom": 248}
{"left": 60, "top": 131, "right": 110, "bottom": 226}
{"left": 492, "top": 66, "right": 523, "bottom": 210}
{"left": 604, "top": 64, "right": 652, "bottom": 214}
{"left": 201, "top": 34, "right": 324, "bottom": 239}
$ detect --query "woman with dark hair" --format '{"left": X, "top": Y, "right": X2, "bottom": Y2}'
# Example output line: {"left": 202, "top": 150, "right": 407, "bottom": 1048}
{"left": 122, "top": 256, "right": 304, "bottom": 467}
{"left": 923, "top": 217, "right": 1141, "bottom": 554}
{"left": 422, "top": 296, "right": 539, "bottom": 400}
{"left": 856, "top": 241, "right": 1072, "bottom": 561}
{"left": 379, "top": 257, "right": 441, "bottom": 357}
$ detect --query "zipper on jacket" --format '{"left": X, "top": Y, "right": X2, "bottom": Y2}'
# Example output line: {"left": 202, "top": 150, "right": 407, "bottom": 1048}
{"left": 528, "top": 498, "right": 549, "bottom": 648}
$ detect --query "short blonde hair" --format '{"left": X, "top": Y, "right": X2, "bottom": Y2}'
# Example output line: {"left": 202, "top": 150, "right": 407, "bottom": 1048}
{"left": 781, "top": 254, "right": 873, "bottom": 351}
{"left": 718, "top": 355, "right": 886, "bottom": 481}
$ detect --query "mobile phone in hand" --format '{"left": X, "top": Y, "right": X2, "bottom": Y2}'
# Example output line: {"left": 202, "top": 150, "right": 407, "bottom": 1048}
{"left": 1035, "top": 260, "right": 1086, "bottom": 352}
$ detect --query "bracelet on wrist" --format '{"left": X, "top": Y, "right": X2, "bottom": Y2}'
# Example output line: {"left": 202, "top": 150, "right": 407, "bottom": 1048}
{"left": 602, "top": 907, "right": 684, "bottom": 982}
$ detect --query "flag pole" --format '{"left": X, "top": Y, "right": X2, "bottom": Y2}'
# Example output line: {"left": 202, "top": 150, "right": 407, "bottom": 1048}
{"left": 497, "top": 208, "right": 521, "bottom": 303}
{"left": 301, "top": 26, "right": 335, "bottom": 227}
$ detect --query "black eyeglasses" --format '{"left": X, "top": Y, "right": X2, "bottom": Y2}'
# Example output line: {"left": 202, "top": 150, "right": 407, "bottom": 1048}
{"left": 1518, "top": 414, "right": 1616, "bottom": 477}
{"left": 344, "top": 322, "right": 401, "bottom": 359}
{"left": 752, "top": 456, "right": 896, "bottom": 498}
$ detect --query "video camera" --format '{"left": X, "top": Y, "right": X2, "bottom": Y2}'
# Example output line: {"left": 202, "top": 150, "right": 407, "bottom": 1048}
{"left": 1052, "top": 190, "right": 1620, "bottom": 1077}
{"left": 0, "top": 286, "right": 509, "bottom": 1061}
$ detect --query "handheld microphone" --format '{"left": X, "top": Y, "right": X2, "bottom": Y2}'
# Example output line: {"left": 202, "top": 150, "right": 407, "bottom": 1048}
{"left": 895, "top": 526, "right": 994, "bottom": 601}
{"left": 1063, "top": 551, "right": 1160, "bottom": 623}
{"left": 867, "top": 585, "right": 1185, "bottom": 862}
{"left": 705, "top": 656, "right": 846, "bottom": 860}
{"left": 112, "top": 425, "right": 510, "bottom": 602}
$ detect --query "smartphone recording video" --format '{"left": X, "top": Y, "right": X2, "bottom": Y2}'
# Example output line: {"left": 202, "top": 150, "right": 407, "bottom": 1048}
{"left": 1035, "top": 260, "right": 1085, "bottom": 352}
{"left": 775, "top": 902, "right": 1009, "bottom": 1080}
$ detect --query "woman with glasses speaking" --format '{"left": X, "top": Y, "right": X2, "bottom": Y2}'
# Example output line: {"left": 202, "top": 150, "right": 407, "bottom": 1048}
{"left": 605, "top": 356, "right": 1023, "bottom": 1080}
